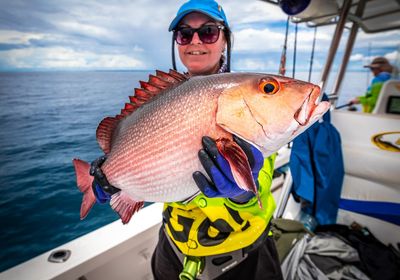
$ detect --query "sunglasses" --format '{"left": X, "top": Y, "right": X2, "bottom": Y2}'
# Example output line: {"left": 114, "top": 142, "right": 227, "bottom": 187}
{"left": 175, "top": 25, "right": 225, "bottom": 45}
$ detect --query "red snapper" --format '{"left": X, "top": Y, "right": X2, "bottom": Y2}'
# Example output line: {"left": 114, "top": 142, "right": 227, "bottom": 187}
{"left": 73, "top": 70, "right": 330, "bottom": 223}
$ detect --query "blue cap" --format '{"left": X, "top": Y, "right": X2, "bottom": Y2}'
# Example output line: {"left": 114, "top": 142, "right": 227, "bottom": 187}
{"left": 169, "top": 0, "right": 229, "bottom": 31}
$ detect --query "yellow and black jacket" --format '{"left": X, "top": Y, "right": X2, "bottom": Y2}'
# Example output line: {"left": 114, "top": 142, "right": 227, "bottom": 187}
{"left": 163, "top": 154, "right": 276, "bottom": 256}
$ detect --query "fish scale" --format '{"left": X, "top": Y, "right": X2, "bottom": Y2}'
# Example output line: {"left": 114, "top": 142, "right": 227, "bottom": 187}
{"left": 102, "top": 75, "right": 226, "bottom": 202}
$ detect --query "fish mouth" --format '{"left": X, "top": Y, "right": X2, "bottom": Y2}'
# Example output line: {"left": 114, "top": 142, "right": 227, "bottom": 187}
{"left": 294, "top": 86, "right": 320, "bottom": 126}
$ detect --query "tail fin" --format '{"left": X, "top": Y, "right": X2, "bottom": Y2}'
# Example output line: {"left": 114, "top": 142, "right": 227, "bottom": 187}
{"left": 73, "top": 158, "right": 96, "bottom": 219}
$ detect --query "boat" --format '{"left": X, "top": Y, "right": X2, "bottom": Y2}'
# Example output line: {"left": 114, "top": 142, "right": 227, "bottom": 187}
{"left": 1, "top": 0, "right": 399, "bottom": 279}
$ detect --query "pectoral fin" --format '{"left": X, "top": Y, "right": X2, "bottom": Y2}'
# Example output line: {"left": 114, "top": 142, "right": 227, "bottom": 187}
{"left": 215, "top": 138, "right": 261, "bottom": 207}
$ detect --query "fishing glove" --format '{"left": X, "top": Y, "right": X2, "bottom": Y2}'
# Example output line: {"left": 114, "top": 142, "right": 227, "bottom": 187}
{"left": 90, "top": 155, "right": 115, "bottom": 204}
{"left": 193, "top": 136, "right": 264, "bottom": 204}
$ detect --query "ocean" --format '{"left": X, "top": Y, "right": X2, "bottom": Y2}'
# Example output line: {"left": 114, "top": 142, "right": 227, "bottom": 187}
{"left": 0, "top": 70, "right": 368, "bottom": 272}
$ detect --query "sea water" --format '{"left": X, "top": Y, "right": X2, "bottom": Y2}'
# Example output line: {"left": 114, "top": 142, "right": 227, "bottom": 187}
{"left": 0, "top": 70, "right": 369, "bottom": 272}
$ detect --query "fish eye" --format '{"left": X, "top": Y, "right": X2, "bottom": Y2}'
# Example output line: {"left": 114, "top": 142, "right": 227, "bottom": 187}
{"left": 259, "top": 79, "right": 279, "bottom": 95}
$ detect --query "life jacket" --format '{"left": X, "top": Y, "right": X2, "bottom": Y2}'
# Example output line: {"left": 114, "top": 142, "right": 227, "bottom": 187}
{"left": 359, "top": 72, "right": 392, "bottom": 113}
{"left": 359, "top": 82, "right": 384, "bottom": 113}
{"left": 163, "top": 154, "right": 277, "bottom": 256}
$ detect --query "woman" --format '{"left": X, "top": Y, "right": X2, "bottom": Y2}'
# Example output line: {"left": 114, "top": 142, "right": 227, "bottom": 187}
{"left": 151, "top": 1, "right": 283, "bottom": 279}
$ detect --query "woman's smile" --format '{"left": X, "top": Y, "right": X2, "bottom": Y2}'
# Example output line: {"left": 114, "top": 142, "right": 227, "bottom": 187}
{"left": 185, "top": 50, "right": 208, "bottom": 55}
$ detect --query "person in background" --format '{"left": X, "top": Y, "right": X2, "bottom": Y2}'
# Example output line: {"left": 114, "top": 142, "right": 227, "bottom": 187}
{"left": 351, "top": 56, "right": 393, "bottom": 112}
{"left": 150, "top": 0, "right": 283, "bottom": 279}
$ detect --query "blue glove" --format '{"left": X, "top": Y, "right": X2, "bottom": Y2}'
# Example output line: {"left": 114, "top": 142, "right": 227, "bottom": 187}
{"left": 193, "top": 135, "right": 264, "bottom": 203}
{"left": 90, "top": 155, "right": 119, "bottom": 204}
{"left": 94, "top": 184, "right": 111, "bottom": 204}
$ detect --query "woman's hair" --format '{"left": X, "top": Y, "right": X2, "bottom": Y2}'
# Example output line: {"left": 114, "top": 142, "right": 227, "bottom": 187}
{"left": 223, "top": 24, "right": 232, "bottom": 73}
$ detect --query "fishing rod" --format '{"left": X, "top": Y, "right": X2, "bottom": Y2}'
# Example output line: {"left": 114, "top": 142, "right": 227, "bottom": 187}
{"left": 335, "top": 102, "right": 357, "bottom": 110}
{"left": 308, "top": 27, "right": 317, "bottom": 82}
{"left": 279, "top": 17, "right": 290, "bottom": 76}
{"left": 292, "top": 22, "right": 298, "bottom": 78}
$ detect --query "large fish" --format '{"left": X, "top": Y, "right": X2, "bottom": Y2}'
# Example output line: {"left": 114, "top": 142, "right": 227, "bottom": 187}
{"left": 73, "top": 70, "right": 330, "bottom": 223}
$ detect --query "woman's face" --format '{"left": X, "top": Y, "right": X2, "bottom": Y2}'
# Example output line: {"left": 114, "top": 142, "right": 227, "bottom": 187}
{"left": 177, "top": 12, "right": 226, "bottom": 76}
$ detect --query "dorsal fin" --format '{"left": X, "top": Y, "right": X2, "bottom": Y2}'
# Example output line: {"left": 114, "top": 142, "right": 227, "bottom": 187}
{"left": 96, "top": 117, "right": 119, "bottom": 154}
{"left": 132, "top": 88, "right": 152, "bottom": 100}
{"left": 168, "top": 69, "right": 188, "bottom": 81}
{"left": 156, "top": 70, "right": 178, "bottom": 83}
{"left": 139, "top": 81, "right": 161, "bottom": 94}
{"left": 96, "top": 69, "right": 189, "bottom": 154}
{"left": 148, "top": 74, "right": 170, "bottom": 89}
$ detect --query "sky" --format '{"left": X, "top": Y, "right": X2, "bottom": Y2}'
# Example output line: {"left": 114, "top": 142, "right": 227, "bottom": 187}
{"left": 0, "top": 0, "right": 399, "bottom": 72}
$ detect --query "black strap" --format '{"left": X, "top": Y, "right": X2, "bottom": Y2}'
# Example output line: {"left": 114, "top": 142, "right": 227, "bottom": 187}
{"left": 90, "top": 155, "right": 120, "bottom": 195}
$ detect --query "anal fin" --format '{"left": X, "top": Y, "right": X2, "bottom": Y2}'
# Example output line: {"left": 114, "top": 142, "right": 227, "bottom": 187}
{"left": 110, "top": 192, "right": 144, "bottom": 224}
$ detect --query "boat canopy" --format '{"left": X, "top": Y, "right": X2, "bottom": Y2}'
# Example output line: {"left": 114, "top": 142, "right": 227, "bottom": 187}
{"left": 261, "top": 0, "right": 400, "bottom": 33}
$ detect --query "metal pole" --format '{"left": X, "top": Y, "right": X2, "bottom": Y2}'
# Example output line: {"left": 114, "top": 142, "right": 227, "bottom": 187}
{"left": 319, "top": 0, "right": 353, "bottom": 94}
{"left": 330, "top": 0, "right": 367, "bottom": 105}
{"left": 275, "top": 169, "right": 293, "bottom": 218}
{"left": 279, "top": 17, "right": 290, "bottom": 76}
{"left": 292, "top": 22, "right": 298, "bottom": 78}
{"left": 366, "top": 42, "right": 371, "bottom": 88}
{"left": 308, "top": 27, "right": 317, "bottom": 82}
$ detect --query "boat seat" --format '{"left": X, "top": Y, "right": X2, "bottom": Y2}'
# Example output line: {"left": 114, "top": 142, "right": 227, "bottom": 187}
{"left": 332, "top": 110, "right": 400, "bottom": 187}
{"left": 332, "top": 110, "right": 400, "bottom": 245}
{"left": 340, "top": 174, "right": 400, "bottom": 221}
{"left": 338, "top": 174, "right": 400, "bottom": 245}
{"left": 372, "top": 79, "right": 400, "bottom": 114}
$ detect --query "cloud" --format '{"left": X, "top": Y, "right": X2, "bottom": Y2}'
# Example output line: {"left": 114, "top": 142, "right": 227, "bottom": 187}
{"left": 0, "top": 0, "right": 182, "bottom": 70}
{"left": 55, "top": 21, "right": 113, "bottom": 39}
{"left": 349, "top": 50, "right": 399, "bottom": 66}
{"left": 234, "top": 58, "right": 278, "bottom": 71}
{"left": 0, "top": 0, "right": 398, "bottom": 71}
{"left": 234, "top": 27, "right": 284, "bottom": 52}
{"left": 350, "top": 53, "right": 364, "bottom": 62}
{"left": 233, "top": 23, "right": 335, "bottom": 55}
{"left": 355, "top": 30, "right": 400, "bottom": 49}
{"left": 222, "top": 1, "right": 287, "bottom": 25}
{"left": 0, "top": 30, "right": 45, "bottom": 44}
{"left": 0, "top": 47, "right": 146, "bottom": 69}
{"left": 385, "top": 50, "right": 399, "bottom": 61}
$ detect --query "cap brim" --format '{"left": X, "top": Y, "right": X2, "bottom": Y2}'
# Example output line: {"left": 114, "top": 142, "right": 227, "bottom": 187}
{"left": 168, "top": 9, "right": 224, "bottom": 31}
{"left": 364, "top": 64, "right": 381, "bottom": 68}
